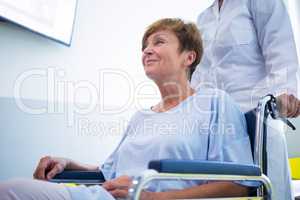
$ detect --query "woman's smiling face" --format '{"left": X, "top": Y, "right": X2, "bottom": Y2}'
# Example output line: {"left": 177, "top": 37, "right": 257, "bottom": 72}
{"left": 142, "top": 30, "right": 187, "bottom": 82}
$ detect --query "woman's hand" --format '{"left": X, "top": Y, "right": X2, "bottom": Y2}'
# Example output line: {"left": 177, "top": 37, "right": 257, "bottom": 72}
{"left": 102, "top": 175, "right": 132, "bottom": 198}
{"left": 277, "top": 94, "right": 300, "bottom": 118}
{"left": 33, "top": 156, "right": 69, "bottom": 180}
{"left": 140, "top": 191, "right": 168, "bottom": 200}
{"left": 102, "top": 176, "right": 167, "bottom": 199}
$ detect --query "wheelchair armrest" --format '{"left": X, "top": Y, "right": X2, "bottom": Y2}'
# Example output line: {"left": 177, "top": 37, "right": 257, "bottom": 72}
{"left": 148, "top": 159, "right": 261, "bottom": 176}
{"left": 49, "top": 170, "right": 105, "bottom": 185}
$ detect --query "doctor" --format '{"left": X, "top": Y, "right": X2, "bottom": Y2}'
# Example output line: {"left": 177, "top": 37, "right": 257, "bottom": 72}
{"left": 191, "top": 0, "right": 300, "bottom": 199}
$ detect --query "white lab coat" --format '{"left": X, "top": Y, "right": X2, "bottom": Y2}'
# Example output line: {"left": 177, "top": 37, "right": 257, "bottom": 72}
{"left": 191, "top": 0, "right": 299, "bottom": 199}
{"left": 191, "top": 0, "right": 299, "bottom": 112}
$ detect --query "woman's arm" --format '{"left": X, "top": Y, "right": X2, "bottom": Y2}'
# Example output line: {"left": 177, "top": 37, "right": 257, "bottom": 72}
{"left": 33, "top": 156, "right": 99, "bottom": 180}
{"left": 102, "top": 177, "right": 248, "bottom": 199}
{"left": 144, "top": 182, "right": 248, "bottom": 200}
{"left": 66, "top": 158, "right": 99, "bottom": 171}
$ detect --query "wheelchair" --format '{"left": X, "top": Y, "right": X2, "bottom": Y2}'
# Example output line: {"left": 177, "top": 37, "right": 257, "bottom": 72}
{"left": 51, "top": 95, "right": 296, "bottom": 200}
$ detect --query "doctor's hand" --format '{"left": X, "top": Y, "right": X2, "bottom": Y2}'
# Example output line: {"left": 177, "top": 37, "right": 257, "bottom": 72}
{"left": 102, "top": 175, "right": 132, "bottom": 198}
{"left": 277, "top": 94, "right": 300, "bottom": 118}
{"left": 33, "top": 156, "right": 69, "bottom": 180}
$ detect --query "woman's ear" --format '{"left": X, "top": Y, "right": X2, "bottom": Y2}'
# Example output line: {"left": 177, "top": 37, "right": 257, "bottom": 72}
{"left": 184, "top": 51, "right": 196, "bottom": 68}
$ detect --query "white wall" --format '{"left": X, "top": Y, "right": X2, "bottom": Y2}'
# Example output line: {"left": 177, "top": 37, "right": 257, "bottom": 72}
{"left": 0, "top": 0, "right": 213, "bottom": 104}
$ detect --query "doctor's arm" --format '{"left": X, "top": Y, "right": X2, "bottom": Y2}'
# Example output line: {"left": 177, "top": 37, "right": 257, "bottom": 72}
{"left": 251, "top": 0, "right": 300, "bottom": 117}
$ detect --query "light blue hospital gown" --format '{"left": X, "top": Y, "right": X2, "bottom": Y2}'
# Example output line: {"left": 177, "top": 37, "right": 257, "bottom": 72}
{"left": 67, "top": 89, "right": 254, "bottom": 199}
{"left": 191, "top": 0, "right": 299, "bottom": 199}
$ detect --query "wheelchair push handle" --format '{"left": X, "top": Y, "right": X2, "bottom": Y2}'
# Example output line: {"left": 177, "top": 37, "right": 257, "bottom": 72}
{"left": 267, "top": 94, "right": 296, "bottom": 130}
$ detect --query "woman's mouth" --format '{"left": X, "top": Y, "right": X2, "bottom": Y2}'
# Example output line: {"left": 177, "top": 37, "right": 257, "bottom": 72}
{"left": 145, "top": 59, "right": 158, "bottom": 65}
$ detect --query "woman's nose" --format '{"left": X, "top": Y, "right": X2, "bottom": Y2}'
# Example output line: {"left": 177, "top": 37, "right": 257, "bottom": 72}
{"left": 143, "top": 45, "right": 154, "bottom": 55}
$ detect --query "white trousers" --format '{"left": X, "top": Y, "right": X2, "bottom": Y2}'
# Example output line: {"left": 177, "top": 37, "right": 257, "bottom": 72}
{"left": 0, "top": 179, "right": 115, "bottom": 200}
{"left": 0, "top": 178, "right": 71, "bottom": 200}
{"left": 267, "top": 119, "right": 294, "bottom": 200}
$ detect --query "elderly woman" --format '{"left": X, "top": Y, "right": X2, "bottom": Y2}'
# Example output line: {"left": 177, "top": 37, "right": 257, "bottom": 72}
{"left": 0, "top": 18, "right": 253, "bottom": 199}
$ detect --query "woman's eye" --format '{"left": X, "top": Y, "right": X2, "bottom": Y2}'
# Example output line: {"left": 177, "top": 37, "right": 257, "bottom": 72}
{"left": 155, "top": 40, "right": 164, "bottom": 45}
